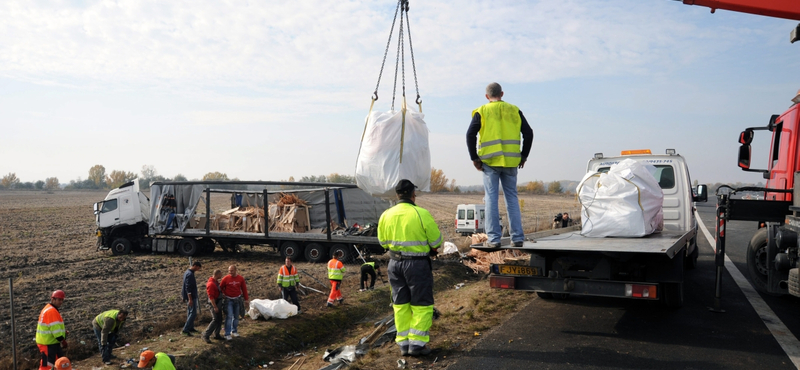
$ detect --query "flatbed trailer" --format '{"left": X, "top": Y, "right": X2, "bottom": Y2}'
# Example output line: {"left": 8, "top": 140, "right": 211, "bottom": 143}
{"left": 94, "top": 180, "right": 391, "bottom": 263}
{"left": 473, "top": 229, "right": 693, "bottom": 307}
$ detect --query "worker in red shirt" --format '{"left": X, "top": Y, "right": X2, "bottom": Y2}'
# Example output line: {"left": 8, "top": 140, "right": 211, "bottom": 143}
{"left": 201, "top": 269, "right": 224, "bottom": 343}
{"left": 36, "top": 290, "right": 68, "bottom": 370}
{"left": 326, "top": 251, "right": 346, "bottom": 307}
{"left": 220, "top": 265, "right": 249, "bottom": 340}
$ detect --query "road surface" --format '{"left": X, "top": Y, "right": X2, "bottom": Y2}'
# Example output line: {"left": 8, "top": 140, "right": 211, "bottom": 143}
{"left": 449, "top": 202, "right": 800, "bottom": 369}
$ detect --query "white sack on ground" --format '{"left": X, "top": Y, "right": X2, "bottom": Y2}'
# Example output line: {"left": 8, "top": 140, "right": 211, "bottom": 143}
{"left": 441, "top": 242, "right": 458, "bottom": 255}
{"left": 248, "top": 299, "right": 297, "bottom": 320}
{"left": 578, "top": 158, "right": 664, "bottom": 237}
{"left": 356, "top": 107, "right": 431, "bottom": 197}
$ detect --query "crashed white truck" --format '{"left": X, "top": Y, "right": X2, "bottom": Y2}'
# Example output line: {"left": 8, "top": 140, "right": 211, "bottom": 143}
{"left": 94, "top": 180, "right": 392, "bottom": 262}
{"left": 476, "top": 149, "right": 708, "bottom": 307}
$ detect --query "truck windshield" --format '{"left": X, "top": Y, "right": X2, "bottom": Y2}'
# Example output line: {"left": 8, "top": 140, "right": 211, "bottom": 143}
{"left": 597, "top": 165, "right": 675, "bottom": 189}
{"left": 100, "top": 199, "right": 118, "bottom": 213}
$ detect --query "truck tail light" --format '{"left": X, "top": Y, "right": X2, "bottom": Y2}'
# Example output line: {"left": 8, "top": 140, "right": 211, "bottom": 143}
{"left": 490, "top": 276, "right": 515, "bottom": 289}
{"left": 625, "top": 284, "right": 658, "bottom": 299}
{"left": 475, "top": 219, "right": 479, "bottom": 230}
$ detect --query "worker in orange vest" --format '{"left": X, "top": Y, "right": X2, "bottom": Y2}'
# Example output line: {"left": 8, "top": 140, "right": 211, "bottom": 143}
{"left": 326, "top": 251, "right": 346, "bottom": 307}
{"left": 277, "top": 257, "right": 301, "bottom": 314}
{"left": 36, "top": 290, "right": 68, "bottom": 370}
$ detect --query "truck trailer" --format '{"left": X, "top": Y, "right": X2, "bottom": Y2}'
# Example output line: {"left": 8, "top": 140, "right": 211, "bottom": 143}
{"left": 475, "top": 149, "right": 708, "bottom": 307}
{"left": 94, "top": 180, "right": 392, "bottom": 262}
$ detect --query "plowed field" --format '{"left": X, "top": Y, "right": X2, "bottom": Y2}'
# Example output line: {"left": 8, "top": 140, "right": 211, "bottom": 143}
{"left": 0, "top": 190, "right": 578, "bottom": 370}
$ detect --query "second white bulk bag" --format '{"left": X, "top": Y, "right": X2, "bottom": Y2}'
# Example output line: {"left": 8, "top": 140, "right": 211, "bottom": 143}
{"left": 578, "top": 158, "right": 664, "bottom": 237}
{"left": 356, "top": 106, "right": 431, "bottom": 197}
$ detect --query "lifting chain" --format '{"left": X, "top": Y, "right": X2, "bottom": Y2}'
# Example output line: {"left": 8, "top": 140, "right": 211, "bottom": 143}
{"left": 371, "top": 0, "right": 421, "bottom": 111}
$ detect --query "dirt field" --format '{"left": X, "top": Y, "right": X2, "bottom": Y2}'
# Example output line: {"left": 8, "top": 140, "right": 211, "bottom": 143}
{"left": 0, "top": 190, "right": 579, "bottom": 370}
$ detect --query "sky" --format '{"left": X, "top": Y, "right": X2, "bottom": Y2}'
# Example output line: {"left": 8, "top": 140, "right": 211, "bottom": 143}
{"left": 1, "top": 0, "right": 798, "bottom": 188}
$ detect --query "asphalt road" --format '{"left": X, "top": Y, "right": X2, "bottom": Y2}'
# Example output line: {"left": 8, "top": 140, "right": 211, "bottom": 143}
{"left": 450, "top": 201, "right": 800, "bottom": 370}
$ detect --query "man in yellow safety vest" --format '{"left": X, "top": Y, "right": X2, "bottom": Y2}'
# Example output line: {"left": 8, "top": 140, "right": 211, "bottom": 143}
{"left": 277, "top": 257, "right": 301, "bottom": 314}
{"left": 92, "top": 309, "right": 128, "bottom": 365}
{"left": 378, "top": 179, "right": 442, "bottom": 357}
{"left": 326, "top": 251, "right": 346, "bottom": 307}
{"left": 466, "top": 82, "right": 534, "bottom": 248}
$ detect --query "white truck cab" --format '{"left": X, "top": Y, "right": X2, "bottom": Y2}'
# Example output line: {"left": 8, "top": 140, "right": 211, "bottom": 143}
{"left": 94, "top": 179, "right": 149, "bottom": 229}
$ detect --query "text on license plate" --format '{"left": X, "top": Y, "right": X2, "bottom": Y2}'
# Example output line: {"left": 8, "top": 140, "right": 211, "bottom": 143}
{"left": 499, "top": 265, "right": 538, "bottom": 276}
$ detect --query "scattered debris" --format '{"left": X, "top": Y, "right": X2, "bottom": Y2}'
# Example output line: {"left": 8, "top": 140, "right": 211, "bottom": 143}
{"left": 397, "top": 359, "right": 407, "bottom": 369}
{"left": 463, "top": 248, "right": 527, "bottom": 274}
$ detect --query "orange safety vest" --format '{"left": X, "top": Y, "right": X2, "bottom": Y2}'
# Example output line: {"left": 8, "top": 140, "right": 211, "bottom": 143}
{"left": 36, "top": 304, "right": 65, "bottom": 345}
{"left": 327, "top": 258, "right": 345, "bottom": 280}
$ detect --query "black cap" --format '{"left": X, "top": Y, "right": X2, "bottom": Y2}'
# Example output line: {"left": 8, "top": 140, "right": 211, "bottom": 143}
{"left": 395, "top": 179, "right": 417, "bottom": 197}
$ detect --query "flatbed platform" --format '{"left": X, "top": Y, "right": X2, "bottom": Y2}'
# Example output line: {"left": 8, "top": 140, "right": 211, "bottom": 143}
{"left": 471, "top": 230, "right": 693, "bottom": 259}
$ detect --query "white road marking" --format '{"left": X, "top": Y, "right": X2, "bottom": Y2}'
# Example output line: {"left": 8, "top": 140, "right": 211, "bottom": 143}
{"left": 696, "top": 212, "right": 800, "bottom": 369}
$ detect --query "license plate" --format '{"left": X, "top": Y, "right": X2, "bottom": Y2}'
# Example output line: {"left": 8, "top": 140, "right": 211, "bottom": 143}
{"left": 499, "top": 265, "right": 538, "bottom": 276}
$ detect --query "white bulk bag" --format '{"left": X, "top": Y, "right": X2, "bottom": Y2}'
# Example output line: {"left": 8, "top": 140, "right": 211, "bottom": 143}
{"left": 356, "top": 106, "right": 431, "bottom": 197}
{"left": 248, "top": 299, "right": 297, "bottom": 320}
{"left": 578, "top": 158, "right": 664, "bottom": 237}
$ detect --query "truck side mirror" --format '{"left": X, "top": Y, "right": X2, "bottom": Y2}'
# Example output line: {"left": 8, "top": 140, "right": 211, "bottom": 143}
{"left": 93, "top": 202, "right": 99, "bottom": 215}
{"left": 694, "top": 184, "right": 708, "bottom": 203}
{"left": 738, "top": 144, "right": 751, "bottom": 169}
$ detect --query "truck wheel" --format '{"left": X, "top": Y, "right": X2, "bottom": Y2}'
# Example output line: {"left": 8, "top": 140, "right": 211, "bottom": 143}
{"left": 746, "top": 228, "right": 781, "bottom": 296}
{"left": 281, "top": 242, "right": 304, "bottom": 261}
{"left": 536, "top": 292, "right": 553, "bottom": 299}
{"left": 330, "top": 244, "right": 353, "bottom": 263}
{"left": 199, "top": 239, "right": 216, "bottom": 254}
{"left": 111, "top": 238, "right": 132, "bottom": 256}
{"left": 178, "top": 239, "right": 198, "bottom": 256}
{"left": 305, "top": 243, "right": 328, "bottom": 263}
{"left": 685, "top": 240, "right": 699, "bottom": 270}
{"left": 662, "top": 282, "right": 683, "bottom": 308}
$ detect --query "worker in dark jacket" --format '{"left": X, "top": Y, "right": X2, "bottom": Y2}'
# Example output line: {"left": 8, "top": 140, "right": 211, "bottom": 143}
{"left": 359, "top": 261, "right": 381, "bottom": 291}
{"left": 92, "top": 309, "right": 128, "bottom": 365}
{"left": 181, "top": 261, "right": 202, "bottom": 336}
{"left": 378, "top": 179, "right": 442, "bottom": 357}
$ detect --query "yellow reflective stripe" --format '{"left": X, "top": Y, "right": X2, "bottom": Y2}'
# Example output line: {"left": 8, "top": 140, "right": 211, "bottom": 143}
{"left": 481, "top": 139, "right": 521, "bottom": 146}
{"left": 479, "top": 151, "right": 521, "bottom": 160}
{"left": 383, "top": 240, "right": 428, "bottom": 247}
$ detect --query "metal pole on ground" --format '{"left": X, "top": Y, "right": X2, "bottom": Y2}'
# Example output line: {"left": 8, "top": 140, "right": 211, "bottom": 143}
{"left": 10, "top": 278, "right": 17, "bottom": 370}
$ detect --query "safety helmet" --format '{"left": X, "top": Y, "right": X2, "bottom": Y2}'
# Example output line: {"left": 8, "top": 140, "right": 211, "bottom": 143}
{"left": 51, "top": 290, "right": 66, "bottom": 300}
{"left": 54, "top": 357, "right": 73, "bottom": 370}
{"left": 138, "top": 350, "right": 156, "bottom": 368}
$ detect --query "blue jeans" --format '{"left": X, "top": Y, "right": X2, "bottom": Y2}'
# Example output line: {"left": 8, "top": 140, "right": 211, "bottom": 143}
{"left": 183, "top": 299, "right": 198, "bottom": 333}
{"left": 224, "top": 298, "right": 240, "bottom": 336}
{"left": 93, "top": 327, "right": 117, "bottom": 362}
{"left": 482, "top": 164, "right": 524, "bottom": 244}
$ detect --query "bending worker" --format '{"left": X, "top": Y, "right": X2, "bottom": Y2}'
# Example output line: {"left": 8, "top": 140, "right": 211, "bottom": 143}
{"left": 277, "top": 257, "right": 302, "bottom": 314}
{"left": 92, "top": 309, "right": 128, "bottom": 365}
{"left": 36, "top": 290, "right": 68, "bottom": 370}
{"left": 326, "top": 250, "right": 346, "bottom": 307}
{"left": 378, "top": 179, "right": 442, "bottom": 357}
{"left": 137, "top": 350, "right": 176, "bottom": 370}
{"left": 359, "top": 261, "right": 381, "bottom": 291}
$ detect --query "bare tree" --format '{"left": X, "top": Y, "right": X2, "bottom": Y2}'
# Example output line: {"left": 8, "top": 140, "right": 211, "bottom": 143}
{"left": 203, "top": 172, "right": 229, "bottom": 181}
{"left": 430, "top": 168, "right": 449, "bottom": 192}
{"left": 106, "top": 170, "right": 137, "bottom": 189}
{"left": 1, "top": 173, "right": 20, "bottom": 189}
{"left": 45, "top": 177, "right": 60, "bottom": 190}
{"left": 88, "top": 165, "right": 106, "bottom": 188}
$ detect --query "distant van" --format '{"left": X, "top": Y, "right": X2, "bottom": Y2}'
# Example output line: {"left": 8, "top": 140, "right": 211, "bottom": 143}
{"left": 455, "top": 204, "right": 485, "bottom": 236}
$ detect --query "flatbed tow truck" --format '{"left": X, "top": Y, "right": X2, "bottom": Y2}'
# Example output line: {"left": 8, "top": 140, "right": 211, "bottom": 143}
{"left": 473, "top": 149, "right": 708, "bottom": 307}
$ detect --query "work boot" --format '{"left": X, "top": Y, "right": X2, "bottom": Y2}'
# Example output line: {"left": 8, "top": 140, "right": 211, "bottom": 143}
{"left": 408, "top": 346, "right": 432, "bottom": 356}
{"left": 181, "top": 331, "right": 192, "bottom": 337}
{"left": 512, "top": 241, "right": 524, "bottom": 248}
{"left": 400, "top": 346, "right": 409, "bottom": 356}
{"left": 326, "top": 302, "right": 334, "bottom": 308}
{"left": 213, "top": 335, "right": 225, "bottom": 340}
{"left": 337, "top": 298, "right": 344, "bottom": 305}
{"left": 202, "top": 336, "right": 212, "bottom": 344}
{"left": 486, "top": 242, "right": 501, "bottom": 249}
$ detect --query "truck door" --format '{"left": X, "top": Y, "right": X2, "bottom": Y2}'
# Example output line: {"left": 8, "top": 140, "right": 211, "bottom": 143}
{"left": 97, "top": 199, "right": 120, "bottom": 228}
